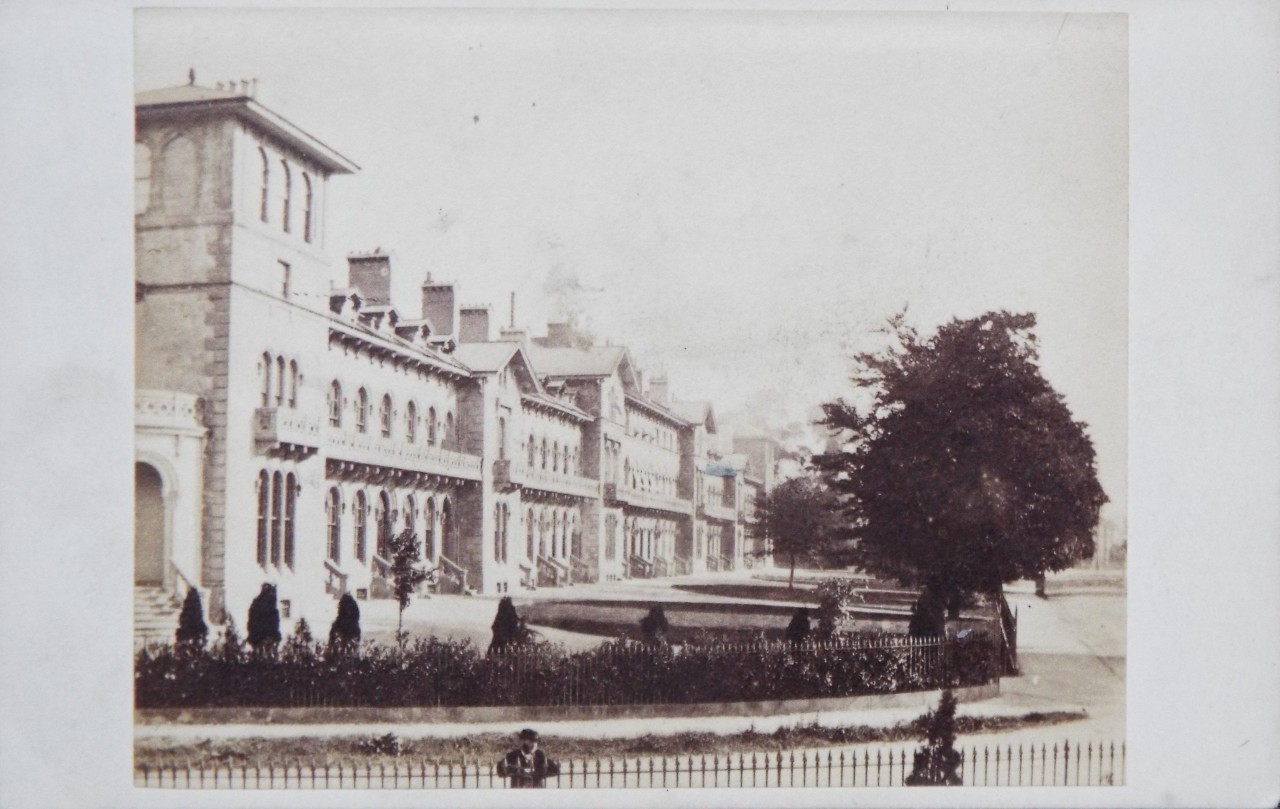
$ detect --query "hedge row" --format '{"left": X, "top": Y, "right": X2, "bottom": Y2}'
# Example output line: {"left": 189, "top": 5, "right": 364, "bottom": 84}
{"left": 135, "top": 633, "right": 1000, "bottom": 709}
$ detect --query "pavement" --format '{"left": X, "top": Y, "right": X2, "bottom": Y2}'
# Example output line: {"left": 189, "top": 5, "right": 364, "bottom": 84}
{"left": 137, "top": 567, "right": 1125, "bottom": 748}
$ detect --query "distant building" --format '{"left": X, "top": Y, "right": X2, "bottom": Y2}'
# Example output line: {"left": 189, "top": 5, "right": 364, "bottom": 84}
{"left": 133, "top": 81, "right": 772, "bottom": 641}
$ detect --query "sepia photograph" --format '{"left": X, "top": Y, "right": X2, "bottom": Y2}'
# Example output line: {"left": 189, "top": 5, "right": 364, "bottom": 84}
{"left": 128, "top": 7, "right": 1128, "bottom": 792}
{"left": 5, "top": 2, "right": 1279, "bottom": 807}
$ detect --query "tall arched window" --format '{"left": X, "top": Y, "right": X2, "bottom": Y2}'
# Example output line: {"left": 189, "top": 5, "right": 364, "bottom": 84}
{"left": 284, "top": 473, "right": 297, "bottom": 568}
{"left": 406, "top": 401, "right": 417, "bottom": 443}
{"left": 287, "top": 361, "right": 299, "bottom": 408}
{"left": 270, "top": 471, "right": 284, "bottom": 567}
{"left": 440, "top": 499, "right": 456, "bottom": 561}
{"left": 328, "top": 381, "right": 343, "bottom": 427}
{"left": 562, "top": 446, "right": 570, "bottom": 475}
{"left": 302, "top": 173, "right": 314, "bottom": 243}
{"left": 427, "top": 407, "right": 438, "bottom": 444}
{"left": 405, "top": 495, "right": 417, "bottom": 538}
{"left": 540, "top": 438, "right": 548, "bottom": 470}
{"left": 326, "top": 488, "right": 341, "bottom": 563}
{"left": 355, "top": 388, "right": 369, "bottom": 433}
{"left": 379, "top": 394, "right": 393, "bottom": 438}
{"left": 161, "top": 135, "right": 198, "bottom": 213}
{"left": 552, "top": 441, "right": 560, "bottom": 472}
{"left": 260, "top": 353, "right": 273, "bottom": 407}
{"left": 527, "top": 434, "right": 536, "bottom": 467}
{"left": 526, "top": 509, "right": 535, "bottom": 560}
{"left": 376, "top": 490, "right": 392, "bottom": 558}
{"left": 275, "top": 356, "right": 286, "bottom": 406}
{"left": 424, "top": 498, "right": 436, "bottom": 560}
{"left": 354, "top": 490, "right": 367, "bottom": 562}
{"left": 280, "top": 160, "right": 292, "bottom": 233}
{"left": 444, "top": 413, "right": 454, "bottom": 446}
{"left": 258, "top": 147, "right": 270, "bottom": 223}
{"left": 256, "top": 471, "right": 270, "bottom": 567}
{"left": 494, "top": 504, "right": 503, "bottom": 562}
{"left": 497, "top": 418, "right": 507, "bottom": 461}
{"left": 134, "top": 142, "right": 152, "bottom": 214}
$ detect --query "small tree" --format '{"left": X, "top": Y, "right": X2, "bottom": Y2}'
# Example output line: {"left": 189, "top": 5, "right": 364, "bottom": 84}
{"left": 246, "top": 583, "right": 282, "bottom": 655}
{"left": 784, "top": 607, "right": 811, "bottom": 645}
{"left": 907, "top": 588, "right": 947, "bottom": 638}
{"left": 814, "top": 578, "right": 863, "bottom": 638}
{"left": 387, "top": 527, "right": 429, "bottom": 641}
{"left": 488, "top": 596, "right": 531, "bottom": 655}
{"left": 640, "top": 605, "right": 670, "bottom": 645}
{"left": 328, "top": 593, "right": 362, "bottom": 652}
{"left": 906, "top": 689, "right": 963, "bottom": 785}
{"left": 216, "top": 616, "right": 245, "bottom": 663}
{"left": 757, "top": 475, "right": 839, "bottom": 589}
{"left": 174, "top": 587, "right": 208, "bottom": 651}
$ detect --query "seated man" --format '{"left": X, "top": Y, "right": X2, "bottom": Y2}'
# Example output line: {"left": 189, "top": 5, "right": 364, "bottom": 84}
{"left": 497, "top": 728, "right": 560, "bottom": 788}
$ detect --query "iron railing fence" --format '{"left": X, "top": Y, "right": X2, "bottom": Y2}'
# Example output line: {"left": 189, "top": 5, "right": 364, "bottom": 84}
{"left": 136, "top": 739, "right": 1124, "bottom": 789}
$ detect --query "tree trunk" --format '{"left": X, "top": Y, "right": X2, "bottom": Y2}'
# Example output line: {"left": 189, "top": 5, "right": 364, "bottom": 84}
{"left": 1034, "top": 572, "right": 1047, "bottom": 598}
{"left": 788, "top": 554, "right": 796, "bottom": 589}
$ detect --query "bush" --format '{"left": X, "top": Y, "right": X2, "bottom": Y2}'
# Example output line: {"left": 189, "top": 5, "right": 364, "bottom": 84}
{"left": 175, "top": 588, "right": 208, "bottom": 650}
{"left": 639, "top": 605, "right": 670, "bottom": 644}
{"left": 815, "top": 578, "right": 863, "bottom": 638}
{"left": 905, "top": 689, "right": 963, "bottom": 785}
{"left": 246, "top": 583, "right": 282, "bottom": 653}
{"left": 328, "top": 594, "right": 362, "bottom": 651}
{"left": 134, "top": 632, "right": 1000, "bottom": 710}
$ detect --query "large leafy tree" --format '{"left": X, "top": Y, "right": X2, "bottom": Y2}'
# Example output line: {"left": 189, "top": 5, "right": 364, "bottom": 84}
{"left": 758, "top": 475, "right": 839, "bottom": 589}
{"left": 814, "top": 311, "right": 1107, "bottom": 609}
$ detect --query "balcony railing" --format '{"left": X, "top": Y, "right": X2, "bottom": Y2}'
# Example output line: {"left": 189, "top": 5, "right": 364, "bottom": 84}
{"left": 652, "top": 556, "right": 670, "bottom": 578}
{"left": 700, "top": 500, "right": 737, "bottom": 523}
{"left": 324, "top": 559, "right": 348, "bottom": 597}
{"left": 706, "top": 554, "right": 720, "bottom": 572}
{"left": 254, "top": 407, "right": 322, "bottom": 453}
{"left": 616, "top": 486, "right": 691, "bottom": 516}
{"left": 136, "top": 389, "right": 203, "bottom": 433}
{"left": 437, "top": 555, "right": 468, "bottom": 594}
{"left": 494, "top": 460, "right": 599, "bottom": 499}
{"left": 326, "top": 428, "right": 482, "bottom": 481}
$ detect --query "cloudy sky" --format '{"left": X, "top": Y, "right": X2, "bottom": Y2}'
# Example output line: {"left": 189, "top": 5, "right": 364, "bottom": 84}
{"left": 136, "top": 9, "right": 1127, "bottom": 520}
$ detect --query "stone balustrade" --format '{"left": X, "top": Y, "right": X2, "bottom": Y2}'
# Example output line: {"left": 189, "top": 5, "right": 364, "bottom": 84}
{"left": 326, "top": 427, "right": 482, "bottom": 481}
{"left": 136, "top": 389, "right": 203, "bottom": 433}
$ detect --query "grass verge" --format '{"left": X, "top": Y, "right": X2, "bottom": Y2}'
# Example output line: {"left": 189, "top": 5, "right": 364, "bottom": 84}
{"left": 134, "top": 710, "right": 1084, "bottom": 768}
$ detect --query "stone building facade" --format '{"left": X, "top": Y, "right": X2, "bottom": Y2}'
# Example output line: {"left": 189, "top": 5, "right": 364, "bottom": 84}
{"left": 133, "top": 82, "right": 775, "bottom": 638}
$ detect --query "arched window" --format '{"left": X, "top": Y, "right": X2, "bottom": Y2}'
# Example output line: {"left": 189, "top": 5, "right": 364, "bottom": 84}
{"left": 427, "top": 407, "right": 438, "bottom": 444}
{"left": 256, "top": 471, "right": 269, "bottom": 567}
{"left": 134, "top": 142, "right": 152, "bottom": 215}
{"left": 161, "top": 135, "right": 198, "bottom": 213}
{"left": 424, "top": 498, "right": 436, "bottom": 560}
{"left": 527, "top": 434, "right": 536, "bottom": 467}
{"left": 405, "top": 495, "right": 417, "bottom": 536}
{"left": 497, "top": 417, "right": 507, "bottom": 461}
{"left": 355, "top": 388, "right": 368, "bottom": 433}
{"left": 302, "top": 173, "right": 314, "bottom": 243}
{"left": 326, "top": 488, "right": 341, "bottom": 563}
{"left": 444, "top": 412, "right": 454, "bottom": 446}
{"left": 275, "top": 356, "right": 285, "bottom": 406}
{"left": 284, "top": 473, "right": 297, "bottom": 568}
{"left": 552, "top": 441, "right": 560, "bottom": 472}
{"left": 623, "top": 459, "right": 631, "bottom": 489}
{"left": 562, "top": 445, "right": 570, "bottom": 475}
{"left": 258, "top": 147, "right": 270, "bottom": 223}
{"left": 406, "top": 401, "right": 417, "bottom": 443}
{"left": 540, "top": 438, "right": 548, "bottom": 470}
{"left": 379, "top": 394, "right": 393, "bottom": 437}
{"left": 280, "top": 160, "right": 292, "bottom": 233}
{"left": 494, "top": 504, "right": 503, "bottom": 562}
{"left": 260, "top": 353, "right": 273, "bottom": 407}
{"left": 354, "top": 490, "right": 367, "bottom": 562}
{"left": 270, "top": 470, "right": 283, "bottom": 567}
{"left": 328, "top": 381, "right": 342, "bottom": 427}
{"left": 376, "top": 490, "right": 392, "bottom": 558}
{"left": 526, "top": 509, "right": 535, "bottom": 560}
{"left": 440, "top": 499, "right": 456, "bottom": 561}
{"left": 287, "top": 360, "right": 299, "bottom": 408}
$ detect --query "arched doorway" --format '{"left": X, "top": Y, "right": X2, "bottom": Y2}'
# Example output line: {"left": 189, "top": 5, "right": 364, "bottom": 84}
{"left": 440, "top": 499, "right": 459, "bottom": 561}
{"left": 135, "top": 462, "right": 165, "bottom": 585}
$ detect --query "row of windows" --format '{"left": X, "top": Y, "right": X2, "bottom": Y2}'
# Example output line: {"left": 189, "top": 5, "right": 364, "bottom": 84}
{"left": 523, "top": 507, "right": 580, "bottom": 561}
{"left": 324, "top": 488, "right": 456, "bottom": 566}
{"left": 523, "top": 433, "right": 581, "bottom": 475}
{"left": 258, "top": 147, "right": 314, "bottom": 243}
{"left": 261, "top": 353, "right": 300, "bottom": 409}
{"left": 626, "top": 413, "right": 677, "bottom": 450}
{"left": 327, "top": 381, "right": 455, "bottom": 445}
{"left": 622, "top": 459, "right": 678, "bottom": 497}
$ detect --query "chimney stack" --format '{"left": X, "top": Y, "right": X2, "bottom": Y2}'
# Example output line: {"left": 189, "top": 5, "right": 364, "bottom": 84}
{"left": 499, "top": 326, "right": 529, "bottom": 347}
{"left": 545, "top": 322, "right": 574, "bottom": 348}
{"left": 459, "top": 305, "right": 491, "bottom": 343}
{"left": 421, "top": 276, "right": 456, "bottom": 337}
{"left": 347, "top": 251, "right": 392, "bottom": 306}
{"left": 649, "top": 375, "right": 670, "bottom": 404}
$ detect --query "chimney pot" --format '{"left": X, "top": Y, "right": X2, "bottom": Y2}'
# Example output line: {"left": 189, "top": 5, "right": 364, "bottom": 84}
{"left": 347, "top": 253, "right": 392, "bottom": 306}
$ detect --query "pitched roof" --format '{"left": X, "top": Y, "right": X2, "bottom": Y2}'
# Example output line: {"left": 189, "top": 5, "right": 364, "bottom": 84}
{"left": 526, "top": 345, "right": 628, "bottom": 378}
{"left": 452, "top": 342, "right": 521, "bottom": 374}
{"left": 135, "top": 83, "right": 359, "bottom": 174}
{"left": 669, "top": 400, "right": 717, "bottom": 433}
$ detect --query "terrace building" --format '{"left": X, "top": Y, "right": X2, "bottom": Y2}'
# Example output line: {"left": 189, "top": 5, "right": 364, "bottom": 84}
{"left": 133, "top": 81, "right": 772, "bottom": 641}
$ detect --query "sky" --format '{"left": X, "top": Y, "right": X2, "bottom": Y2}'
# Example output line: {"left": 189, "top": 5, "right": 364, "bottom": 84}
{"left": 135, "top": 9, "right": 1128, "bottom": 521}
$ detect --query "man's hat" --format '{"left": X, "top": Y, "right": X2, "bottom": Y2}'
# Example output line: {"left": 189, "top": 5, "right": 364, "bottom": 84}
{"left": 518, "top": 728, "right": 540, "bottom": 741}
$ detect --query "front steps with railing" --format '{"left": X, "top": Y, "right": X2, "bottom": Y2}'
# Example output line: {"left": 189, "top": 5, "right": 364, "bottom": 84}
{"left": 134, "top": 585, "right": 180, "bottom": 647}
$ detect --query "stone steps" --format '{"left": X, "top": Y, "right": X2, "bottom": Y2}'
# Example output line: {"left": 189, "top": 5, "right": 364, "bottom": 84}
{"left": 135, "top": 585, "right": 180, "bottom": 647}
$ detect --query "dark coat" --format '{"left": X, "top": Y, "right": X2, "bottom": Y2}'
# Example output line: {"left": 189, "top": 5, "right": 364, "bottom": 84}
{"left": 497, "top": 748, "right": 560, "bottom": 788}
